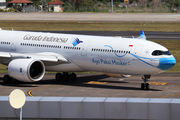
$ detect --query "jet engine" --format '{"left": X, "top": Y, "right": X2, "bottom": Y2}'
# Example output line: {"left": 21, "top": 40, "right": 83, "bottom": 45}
{"left": 8, "top": 59, "right": 45, "bottom": 82}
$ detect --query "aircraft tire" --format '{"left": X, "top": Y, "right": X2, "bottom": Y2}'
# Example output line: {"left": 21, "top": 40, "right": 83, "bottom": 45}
{"left": 11, "top": 78, "right": 17, "bottom": 83}
{"left": 63, "top": 73, "right": 69, "bottom": 81}
{"left": 141, "top": 83, "right": 144, "bottom": 90}
{"left": 146, "top": 83, "right": 149, "bottom": 90}
{"left": 69, "top": 73, "right": 77, "bottom": 81}
{"left": 56, "top": 73, "right": 62, "bottom": 81}
{"left": 3, "top": 75, "right": 11, "bottom": 83}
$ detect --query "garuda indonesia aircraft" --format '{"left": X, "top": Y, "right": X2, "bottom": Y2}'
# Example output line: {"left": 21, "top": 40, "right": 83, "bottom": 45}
{"left": 0, "top": 29, "right": 176, "bottom": 90}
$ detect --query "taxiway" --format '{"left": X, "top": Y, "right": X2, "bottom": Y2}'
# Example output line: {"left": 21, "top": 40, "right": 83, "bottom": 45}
{"left": 0, "top": 73, "right": 180, "bottom": 98}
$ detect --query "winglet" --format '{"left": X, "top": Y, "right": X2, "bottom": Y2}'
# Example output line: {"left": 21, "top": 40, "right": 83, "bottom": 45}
{"left": 137, "top": 30, "right": 146, "bottom": 40}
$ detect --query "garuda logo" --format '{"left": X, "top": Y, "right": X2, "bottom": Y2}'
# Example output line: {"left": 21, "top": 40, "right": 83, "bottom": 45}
{"left": 72, "top": 38, "right": 83, "bottom": 47}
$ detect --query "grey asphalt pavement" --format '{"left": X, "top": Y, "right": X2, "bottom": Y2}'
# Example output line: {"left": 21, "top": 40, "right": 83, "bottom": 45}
{"left": 0, "top": 73, "right": 180, "bottom": 98}
{"left": 0, "top": 13, "right": 180, "bottom": 21}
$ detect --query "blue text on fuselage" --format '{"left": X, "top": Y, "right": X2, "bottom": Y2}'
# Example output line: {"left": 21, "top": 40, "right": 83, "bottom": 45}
{"left": 92, "top": 58, "right": 127, "bottom": 66}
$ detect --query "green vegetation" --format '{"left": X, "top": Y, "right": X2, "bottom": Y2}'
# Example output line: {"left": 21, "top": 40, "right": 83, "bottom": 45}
{"left": 5, "top": 0, "right": 180, "bottom": 13}
{"left": 61, "top": 0, "right": 180, "bottom": 13}
{"left": 0, "top": 20, "right": 179, "bottom": 73}
{"left": 1, "top": 21, "right": 180, "bottom": 32}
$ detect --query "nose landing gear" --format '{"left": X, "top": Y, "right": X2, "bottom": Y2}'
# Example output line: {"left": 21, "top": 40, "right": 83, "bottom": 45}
{"left": 141, "top": 75, "right": 151, "bottom": 90}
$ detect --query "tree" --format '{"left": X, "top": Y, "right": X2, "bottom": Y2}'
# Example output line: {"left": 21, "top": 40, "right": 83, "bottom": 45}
{"left": 102, "top": 0, "right": 107, "bottom": 5}
{"left": 138, "top": 0, "right": 147, "bottom": 8}
{"left": 30, "top": 0, "right": 41, "bottom": 7}
{"left": 175, "top": 0, "right": 180, "bottom": 7}
{"left": 82, "top": 0, "right": 95, "bottom": 6}
{"left": 70, "top": 0, "right": 82, "bottom": 10}
{"left": 94, "top": 0, "right": 98, "bottom": 3}
{"left": 40, "top": 0, "right": 48, "bottom": 11}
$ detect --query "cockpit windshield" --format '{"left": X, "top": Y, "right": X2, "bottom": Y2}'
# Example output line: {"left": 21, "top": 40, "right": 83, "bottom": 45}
{"left": 152, "top": 50, "right": 171, "bottom": 56}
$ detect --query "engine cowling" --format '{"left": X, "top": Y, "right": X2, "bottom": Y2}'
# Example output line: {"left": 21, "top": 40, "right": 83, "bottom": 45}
{"left": 8, "top": 59, "right": 45, "bottom": 82}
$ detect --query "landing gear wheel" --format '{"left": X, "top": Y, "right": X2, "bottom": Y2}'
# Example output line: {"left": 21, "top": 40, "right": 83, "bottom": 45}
{"left": 69, "top": 73, "right": 77, "bottom": 81}
{"left": 56, "top": 73, "right": 62, "bottom": 81}
{"left": 141, "top": 83, "right": 144, "bottom": 90}
{"left": 146, "top": 83, "right": 149, "bottom": 90}
{"left": 3, "top": 75, "right": 11, "bottom": 83}
{"left": 63, "top": 73, "right": 69, "bottom": 81}
{"left": 11, "top": 78, "right": 17, "bottom": 83}
{"left": 141, "top": 75, "right": 151, "bottom": 90}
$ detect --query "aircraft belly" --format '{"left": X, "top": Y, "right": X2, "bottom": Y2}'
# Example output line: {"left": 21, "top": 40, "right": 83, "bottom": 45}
{"left": 45, "top": 62, "right": 84, "bottom": 72}
{"left": 130, "top": 60, "right": 162, "bottom": 74}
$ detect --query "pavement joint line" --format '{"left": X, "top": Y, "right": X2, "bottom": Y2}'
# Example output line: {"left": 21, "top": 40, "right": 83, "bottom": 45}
{"left": 27, "top": 85, "right": 64, "bottom": 97}
{"left": 156, "top": 85, "right": 180, "bottom": 98}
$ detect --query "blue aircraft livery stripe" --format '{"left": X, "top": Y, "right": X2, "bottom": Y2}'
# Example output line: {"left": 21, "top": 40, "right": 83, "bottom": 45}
{"left": 104, "top": 45, "right": 176, "bottom": 70}
{"left": 131, "top": 53, "right": 176, "bottom": 70}
{"left": 130, "top": 53, "right": 157, "bottom": 68}
{"left": 104, "top": 45, "right": 127, "bottom": 57}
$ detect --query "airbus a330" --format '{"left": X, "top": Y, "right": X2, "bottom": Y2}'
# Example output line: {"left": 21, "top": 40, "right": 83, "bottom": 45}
{"left": 0, "top": 29, "right": 176, "bottom": 90}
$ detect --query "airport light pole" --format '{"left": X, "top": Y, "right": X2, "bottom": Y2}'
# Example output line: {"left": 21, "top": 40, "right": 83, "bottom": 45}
{"left": 124, "top": 0, "right": 129, "bottom": 13}
{"left": 111, "top": 0, "right": 113, "bottom": 13}
{"left": 23, "top": 0, "right": 24, "bottom": 12}
{"left": 52, "top": 0, "right": 56, "bottom": 12}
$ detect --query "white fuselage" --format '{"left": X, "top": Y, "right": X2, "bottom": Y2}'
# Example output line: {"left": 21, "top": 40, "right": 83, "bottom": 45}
{"left": 0, "top": 30, "right": 176, "bottom": 76}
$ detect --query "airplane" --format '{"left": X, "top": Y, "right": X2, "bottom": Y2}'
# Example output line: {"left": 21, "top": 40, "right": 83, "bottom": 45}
{"left": 0, "top": 29, "right": 176, "bottom": 90}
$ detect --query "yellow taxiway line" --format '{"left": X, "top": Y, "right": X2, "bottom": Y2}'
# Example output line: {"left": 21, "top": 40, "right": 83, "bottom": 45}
{"left": 28, "top": 85, "right": 64, "bottom": 97}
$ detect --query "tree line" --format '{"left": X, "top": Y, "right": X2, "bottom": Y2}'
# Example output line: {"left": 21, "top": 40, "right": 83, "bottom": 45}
{"left": 6, "top": 0, "right": 180, "bottom": 12}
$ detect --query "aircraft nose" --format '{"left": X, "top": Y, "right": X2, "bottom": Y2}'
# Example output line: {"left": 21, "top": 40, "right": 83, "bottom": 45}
{"left": 158, "top": 56, "right": 176, "bottom": 70}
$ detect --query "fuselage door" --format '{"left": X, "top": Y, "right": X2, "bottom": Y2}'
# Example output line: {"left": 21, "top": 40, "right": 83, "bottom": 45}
{"left": 81, "top": 43, "right": 90, "bottom": 56}
{"left": 11, "top": 37, "right": 18, "bottom": 51}
{"left": 133, "top": 45, "right": 143, "bottom": 60}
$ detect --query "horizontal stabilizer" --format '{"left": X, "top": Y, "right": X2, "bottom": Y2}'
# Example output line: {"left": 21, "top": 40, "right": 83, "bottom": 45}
{"left": 137, "top": 30, "right": 146, "bottom": 40}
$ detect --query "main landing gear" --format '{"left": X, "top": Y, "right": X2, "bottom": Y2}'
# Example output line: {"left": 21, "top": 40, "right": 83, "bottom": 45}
{"left": 3, "top": 75, "right": 16, "bottom": 83}
{"left": 55, "top": 72, "right": 77, "bottom": 82}
{"left": 141, "top": 75, "right": 151, "bottom": 90}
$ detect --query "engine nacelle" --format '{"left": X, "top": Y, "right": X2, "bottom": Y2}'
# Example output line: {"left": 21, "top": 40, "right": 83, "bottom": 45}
{"left": 8, "top": 59, "right": 45, "bottom": 82}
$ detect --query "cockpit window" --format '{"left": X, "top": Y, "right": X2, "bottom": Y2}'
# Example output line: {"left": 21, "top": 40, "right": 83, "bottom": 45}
{"left": 152, "top": 50, "right": 171, "bottom": 56}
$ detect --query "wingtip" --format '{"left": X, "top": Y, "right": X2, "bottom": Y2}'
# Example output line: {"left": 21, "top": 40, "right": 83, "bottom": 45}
{"left": 137, "top": 30, "right": 146, "bottom": 40}
{"left": 140, "top": 30, "right": 144, "bottom": 35}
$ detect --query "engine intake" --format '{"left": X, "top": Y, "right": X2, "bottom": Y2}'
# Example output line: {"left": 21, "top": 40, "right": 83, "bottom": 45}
{"left": 8, "top": 59, "right": 45, "bottom": 82}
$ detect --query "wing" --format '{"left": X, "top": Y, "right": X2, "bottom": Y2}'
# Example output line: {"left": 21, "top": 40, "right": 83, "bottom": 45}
{"left": 0, "top": 52, "right": 69, "bottom": 64}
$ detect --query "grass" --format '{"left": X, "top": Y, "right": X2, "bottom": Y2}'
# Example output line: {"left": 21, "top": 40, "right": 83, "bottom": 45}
{"left": 0, "top": 21, "right": 179, "bottom": 73}
{"left": 1, "top": 21, "right": 180, "bottom": 32}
